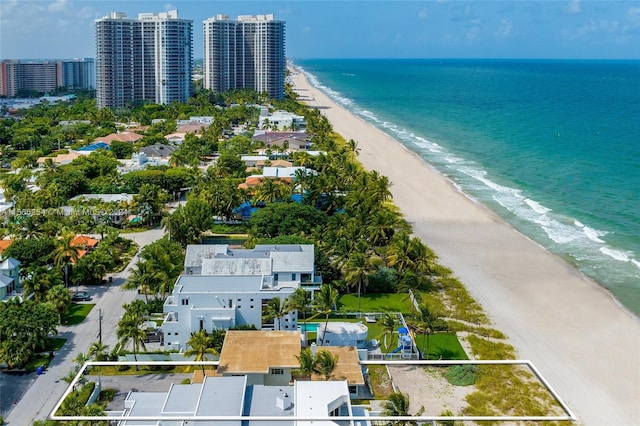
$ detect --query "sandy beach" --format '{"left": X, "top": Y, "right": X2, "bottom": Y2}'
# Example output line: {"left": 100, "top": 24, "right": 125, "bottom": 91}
{"left": 291, "top": 69, "right": 640, "bottom": 425}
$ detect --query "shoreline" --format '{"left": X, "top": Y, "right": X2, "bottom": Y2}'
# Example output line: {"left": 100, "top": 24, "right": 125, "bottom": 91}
{"left": 291, "top": 67, "right": 640, "bottom": 424}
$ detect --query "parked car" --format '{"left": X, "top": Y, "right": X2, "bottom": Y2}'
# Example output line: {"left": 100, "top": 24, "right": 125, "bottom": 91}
{"left": 71, "top": 291, "right": 91, "bottom": 302}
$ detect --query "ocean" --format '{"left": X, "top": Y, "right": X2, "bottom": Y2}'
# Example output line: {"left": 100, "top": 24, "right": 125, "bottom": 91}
{"left": 296, "top": 59, "right": 640, "bottom": 317}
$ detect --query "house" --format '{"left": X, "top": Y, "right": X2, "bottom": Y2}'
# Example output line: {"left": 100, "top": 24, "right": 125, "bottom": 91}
{"left": 139, "top": 143, "right": 176, "bottom": 161}
{"left": 252, "top": 131, "right": 309, "bottom": 151}
{"left": 117, "top": 374, "right": 370, "bottom": 425}
{"left": 217, "top": 330, "right": 300, "bottom": 386}
{"left": 238, "top": 166, "right": 310, "bottom": 190}
{"left": 259, "top": 109, "right": 306, "bottom": 131}
{"left": 162, "top": 244, "right": 322, "bottom": 350}
{"left": 70, "top": 235, "right": 99, "bottom": 259}
{"left": 176, "top": 122, "right": 208, "bottom": 134}
{"left": 77, "top": 141, "right": 110, "bottom": 154}
{"left": 36, "top": 152, "right": 82, "bottom": 165}
{"left": 0, "top": 239, "right": 12, "bottom": 255}
{"left": 94, "top": 132, "right": 143, "bottom": 144}
{"left": 0, "top": 257, "right": 21, "bottom": 300}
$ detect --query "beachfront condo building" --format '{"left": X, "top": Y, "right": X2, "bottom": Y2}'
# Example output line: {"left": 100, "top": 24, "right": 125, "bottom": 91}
{"left": 95, "top": 10, "right": 192, "bottom": 109}
{"left": 0, "top": 58, "right": 94, "bottom": 97}
{"left": 203, "top": 14, "right": 286, "bottom": 99}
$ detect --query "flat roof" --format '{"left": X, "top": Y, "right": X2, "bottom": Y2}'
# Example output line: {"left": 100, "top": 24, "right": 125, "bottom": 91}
{"left": 218, "top": 331, "right": 301, "bottom": 374}
{"left": 195, "top": 376, "right": 246, "bottom": 423}
{"left": 244, "top": 384, "right": 295, "bottom": 426}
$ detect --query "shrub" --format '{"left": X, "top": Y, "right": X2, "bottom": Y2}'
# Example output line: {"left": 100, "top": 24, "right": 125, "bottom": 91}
{"left": 445, "top": 365, "right": 477, "bottom": 386}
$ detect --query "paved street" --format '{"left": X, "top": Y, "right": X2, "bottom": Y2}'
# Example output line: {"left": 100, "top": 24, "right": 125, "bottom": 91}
{"left": 2, "top": 228, "right": 165, "bottom": 425}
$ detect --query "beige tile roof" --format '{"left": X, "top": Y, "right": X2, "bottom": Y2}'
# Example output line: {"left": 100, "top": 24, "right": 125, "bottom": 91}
{"left": 311, "top": 346, "right": 365, "bottom": 385}
{"left": 217, "top": 330, "right": 301, "bottom": 374}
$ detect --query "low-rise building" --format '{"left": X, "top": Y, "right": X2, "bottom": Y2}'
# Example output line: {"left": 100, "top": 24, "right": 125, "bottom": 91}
{"left": 162, "top": 244, "right": 322, "bottom": 350}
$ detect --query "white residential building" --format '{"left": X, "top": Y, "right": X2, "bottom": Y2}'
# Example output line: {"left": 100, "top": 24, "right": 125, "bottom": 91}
{"left": 203, "top": 14, "right": 286, "bottom": 99}
{"left": 259, "top": 109, "right": 306, "bottom": 130}
{"left": 95, "top": 10, "right": 192, "bottom": 108}
{"left": 162, "top": 244, "right": 322, "bottom": 350}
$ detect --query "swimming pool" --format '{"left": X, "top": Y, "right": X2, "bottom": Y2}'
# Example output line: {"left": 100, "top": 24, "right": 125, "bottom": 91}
{"left": 298, "top": 322, "right": 321, "bottom": 333}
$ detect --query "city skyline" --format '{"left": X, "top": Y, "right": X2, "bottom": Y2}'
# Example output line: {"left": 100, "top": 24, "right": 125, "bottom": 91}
{"left": 1, "top": 1, "right": 639, "bottom": 61}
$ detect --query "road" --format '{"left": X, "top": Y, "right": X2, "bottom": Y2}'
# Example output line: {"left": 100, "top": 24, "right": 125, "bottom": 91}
{"left": 2, "top": 228, "right": 165, "bottom": 425}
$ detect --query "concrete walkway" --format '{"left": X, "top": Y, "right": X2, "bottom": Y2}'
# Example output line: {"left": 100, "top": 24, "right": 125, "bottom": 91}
{"left": 3, "top": 228, "right": 165, "bottom": 425}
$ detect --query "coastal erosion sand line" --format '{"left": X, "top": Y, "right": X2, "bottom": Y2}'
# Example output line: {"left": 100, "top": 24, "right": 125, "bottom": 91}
{"left": 290, "top": 67, "right": 640, "bottom": 425}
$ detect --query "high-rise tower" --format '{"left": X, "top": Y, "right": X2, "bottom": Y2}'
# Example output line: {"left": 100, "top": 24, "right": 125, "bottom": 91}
{"left": 95, "top": 10, "right": 192, "bottom": 109}
{"left": 203, "top": 14, "right": 285, "bottom": 99}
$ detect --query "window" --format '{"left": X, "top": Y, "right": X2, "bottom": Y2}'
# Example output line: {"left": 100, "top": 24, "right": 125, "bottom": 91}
{"left": 274, "top": 273, "right": 279, "bottom": 281}
{"left": 250, "top": 305, "right": 254, "bottom": 309}
{"left": 291, "top": 273, "right": 296, "bottom": 280}
{"left": 349, "top": 386, "right": 357, "bottom": 394}
{"left": 250, "top": 298, "right": 254, "bottom": 302}
{"left": 270, "top": 368, "right": 284, "bottom": 375}
{"left": 181, "top": 299, "right": 189, "bottom": 305}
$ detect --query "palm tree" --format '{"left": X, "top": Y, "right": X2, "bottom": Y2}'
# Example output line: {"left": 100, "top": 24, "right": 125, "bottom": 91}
{"left": 262, "top": 297, "right": 290, "bottom": 330}
{"left": 312, "top": 284, "right": 339, "bottom": 346}
{"left": 184, "top": 330, "right": 218, "bottom": 374}
{"left": 381, "top": 313, "right": 397, "bottom": 355}
{"left": 294, "top": 348, "right": 316, "bottom": 379}
{"left": 287, "top": 288, "right": 311, "bottom": 329}
{"left": 45, "top": 284, "right": 71, "bottom": 324}
{"left": 344, "top": 252, "right": 374, "bottom": 311}
{"left": 53, "top": 232, "right": 81, "bottom": 288}
{"left": 415, "top": 304, "right": 440, "bottom": 360}
{"left": 23, "top": 266, "right": 62, "bottom": 302}
{"left": 117, "top": 312, "right": 147, "bottom": 369}
{"left": 88, "top": 341, "right": 110, "bottom": 362}
{"left": 381, "top": 391, "right": 424, "bottom": 425}
{"left": 314, "top": 350, "right": 339, "bottom": 380}
{"left": 124, "top": 261, "right": 159, "bottom": 303}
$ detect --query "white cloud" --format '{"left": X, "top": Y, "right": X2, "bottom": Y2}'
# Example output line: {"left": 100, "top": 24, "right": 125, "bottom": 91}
{"left": 466, "top": 27, "right": 480, "bottom": 41}
{"left": 418, "top": 8, "right": 428, "bottom": 20}
{"left": 628, "top": 7, "right": 640, "bottom": 25}
{"left": 494, "top": 19, "right": 513, "bottom": 38}
{"left": 564, "top": 0, "right": 582, "bottom": 15}
{"left": 48, "top": 0, "right": 67, "bottom": 13}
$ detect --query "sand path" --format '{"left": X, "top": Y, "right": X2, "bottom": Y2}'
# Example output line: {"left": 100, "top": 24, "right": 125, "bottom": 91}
{"left": 291, "top": 68, "right": 640, "bottom": 425}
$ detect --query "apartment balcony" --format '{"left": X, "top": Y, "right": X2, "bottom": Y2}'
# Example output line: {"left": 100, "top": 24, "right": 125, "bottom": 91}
{"left": 164, "top": 295, "right": 177, "bottom": 306}
{"left": 164, "top": 312, "right": 178, "bottom": 323}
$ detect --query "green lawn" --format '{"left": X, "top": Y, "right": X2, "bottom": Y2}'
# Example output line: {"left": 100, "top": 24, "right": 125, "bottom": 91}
{"left": 62, "top": 303, "right": 95, "bottom": 325}
{"left": 338, "top": 293, "right": 414, "bottom": 313}
{"left": 415, "top": 333, "right": 468, "bottom": 360}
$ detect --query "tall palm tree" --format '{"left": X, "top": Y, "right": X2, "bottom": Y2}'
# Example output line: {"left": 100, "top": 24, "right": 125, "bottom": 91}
{"left": 184, "top": 330, "right": 218, "bottom": 374}
{"left": 117, "top": 312, "right": 147, "bottom": 369}
{"left": 345, "top": 252, "right": 374, "bottom": 311}
{"left": 314, "top": 350, "right": 339, "bottom": 381}
{"left": 312, "top": 284, "right": 339, "bottom": 346}
{"left": 124, "top": 261, "right": 159, "bottom": 303}
{"left": 415, "top": 304, "right": 440, "bottom": 360}
{"left": 381, "top": 391, "right": 424, "bottom": 426}
{"left": 45, "top": 284, "right": 71, "bottom": 324}
{"left": 262, "top": 297, "right": 290, "bottom": 330}
{"left": 381, "top": 313, "right": 397, "bottom": 354}
{"left": 287, "top": 288, "right": 311, "bottom": 329}
{"left": 53, "top": 232, "right": 81, "bottom": 288}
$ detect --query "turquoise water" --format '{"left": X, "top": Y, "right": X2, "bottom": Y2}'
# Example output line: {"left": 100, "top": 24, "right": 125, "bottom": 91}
{"left": 298, "top": 322, "right": 320, "bottom": 333}
{"left": 297, "top": 59, "right": 640, "bottom": 317}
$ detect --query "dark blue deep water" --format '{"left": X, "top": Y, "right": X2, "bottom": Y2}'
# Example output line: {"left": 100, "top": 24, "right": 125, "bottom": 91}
{"left": 297, "top": 59, "right": 640, "bottom": 316}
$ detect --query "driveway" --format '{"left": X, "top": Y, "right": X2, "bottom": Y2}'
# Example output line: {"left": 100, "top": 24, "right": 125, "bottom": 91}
{"left": 2, "top": 228, "right": 166, "bottom": 425}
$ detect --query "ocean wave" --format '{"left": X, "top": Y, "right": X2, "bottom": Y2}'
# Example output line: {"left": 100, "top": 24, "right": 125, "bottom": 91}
{"left": 300, "top": 65, "right": 640, "bottom": 295}
{"left": 525, "top": 198, "right": 551, "bottom": 214}
{"left": 599, "top": 247, "right": 633, "bottom": 262}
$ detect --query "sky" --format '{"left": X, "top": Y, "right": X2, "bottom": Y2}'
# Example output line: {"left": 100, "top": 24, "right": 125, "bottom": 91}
{"left": 1, "top": 0, "right": 639, "bottom": 60}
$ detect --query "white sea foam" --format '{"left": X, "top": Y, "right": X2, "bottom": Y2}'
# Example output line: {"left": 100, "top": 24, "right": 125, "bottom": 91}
{"left": 599, "top": 247, "right": 632, "bottom": 262}
{"left": 300, "top": 65, "right": 640, "bottom": 294}
{"left": 582, "top": 226, "right": 607, "bottom": 243}
{"left": 525, "top": 198, "right": 551, "bottom": 214}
